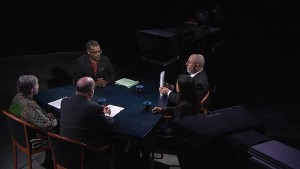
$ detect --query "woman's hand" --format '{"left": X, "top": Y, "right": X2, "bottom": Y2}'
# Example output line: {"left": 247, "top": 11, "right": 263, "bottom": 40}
{"left": 152, "top": 107, "right": 162, "bottom": 114}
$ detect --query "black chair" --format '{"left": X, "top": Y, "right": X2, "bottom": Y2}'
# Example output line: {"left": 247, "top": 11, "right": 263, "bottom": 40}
{"left": 151, "top": 115, "right": 180, "bottom": 168}
{"left": 153, "top": 90, "right": 211, "bottom": 159}
{"left": 151, "top": 89, "right": 211, "bottom": 167}
{"left": 2, "top": 110, "right": 50, "bottom": 169}
{"left": 47, "top": 132, "right": 114, "bottom": 169}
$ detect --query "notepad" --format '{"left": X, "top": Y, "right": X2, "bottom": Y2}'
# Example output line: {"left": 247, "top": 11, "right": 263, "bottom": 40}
{"left": 115, "top": 78, "right": 139, "bottom": 88}
{"left": 105, "top": 105, "right": 124, "bottom": 117}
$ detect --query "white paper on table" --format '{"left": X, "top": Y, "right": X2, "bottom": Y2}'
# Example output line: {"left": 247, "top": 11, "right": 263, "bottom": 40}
{"left": 105, "top": 105, "right": 124, "bottom": 117}
{"left": 48, "top": 97, "right": 66, "bottom": 109}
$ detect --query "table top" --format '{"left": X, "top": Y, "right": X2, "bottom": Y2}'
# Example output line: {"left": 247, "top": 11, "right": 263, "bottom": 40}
{"left": 35, "top": 78, "right": 167, "bottom": 141}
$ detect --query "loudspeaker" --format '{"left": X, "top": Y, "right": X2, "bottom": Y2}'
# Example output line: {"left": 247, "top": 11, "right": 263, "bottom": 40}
{"left": 171, "top": 105, "right": 264, "bottom": 169}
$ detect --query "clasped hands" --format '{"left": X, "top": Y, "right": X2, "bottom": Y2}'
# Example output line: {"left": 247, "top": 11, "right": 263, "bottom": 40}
{"left": 47, "top": 113, "right": 58, "bottom": 126}
{"left": 96, "top": 78, "right": 108, "bottom": 87}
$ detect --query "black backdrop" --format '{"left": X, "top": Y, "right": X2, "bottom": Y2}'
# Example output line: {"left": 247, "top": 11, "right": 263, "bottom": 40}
{"left": 1, "top": 0, "right": 299, "bottom": 58}
{"left": 0, "top": 1, "right": 198, "bottom": 56}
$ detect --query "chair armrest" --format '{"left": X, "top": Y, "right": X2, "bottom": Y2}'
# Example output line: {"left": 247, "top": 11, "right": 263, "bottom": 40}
{"left": 162, "top": 115, "right": 173, "bottom": 121}
{"left": 85, "top": 144, "right": 112, "bottom": 152}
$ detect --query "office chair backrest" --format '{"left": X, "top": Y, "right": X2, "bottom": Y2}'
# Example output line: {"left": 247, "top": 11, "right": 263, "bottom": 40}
{"left": 48, "top": 132, "right": 86, "bottom": 169}
{"left": 4, "top": 111, "right": 28, "bottom": 147}
{"left": 47, "top": 132, "right": 113, "bottom": 169}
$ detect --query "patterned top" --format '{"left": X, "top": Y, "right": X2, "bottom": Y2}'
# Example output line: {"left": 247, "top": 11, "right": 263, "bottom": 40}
{"left": 8, "top": 93, "right": 57, "bottom": 131}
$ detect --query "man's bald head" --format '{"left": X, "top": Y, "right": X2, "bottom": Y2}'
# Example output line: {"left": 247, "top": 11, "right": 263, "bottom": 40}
{"left": 76, "top": 77, "right": 95, "bottom": 94}
{"left": 190, "top": 54, "right": 205, "bottom": 69}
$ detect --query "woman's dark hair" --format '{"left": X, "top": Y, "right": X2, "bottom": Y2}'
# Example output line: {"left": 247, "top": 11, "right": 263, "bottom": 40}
{"left": 176, "top": 74, "right": 201, "bottom": 115}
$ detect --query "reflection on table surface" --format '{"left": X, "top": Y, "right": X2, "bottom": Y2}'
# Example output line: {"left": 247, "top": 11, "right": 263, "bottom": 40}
{"left": 35, "top": 78, "right": 168, "bottom": 141}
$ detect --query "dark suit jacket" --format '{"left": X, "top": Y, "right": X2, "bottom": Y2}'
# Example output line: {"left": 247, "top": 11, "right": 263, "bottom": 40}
{"left": 162, "top": 104, "right": 198, "bottom": 120}
{"left": 168, "top": 71, "right": 210, "bottom": 105}
{"left": 159, "top": 103, "right": 198, "bottom": 135}
{"left": 60, "top": 95, "right": 114, "bottom": 147}
{"left": 73, "top": 54, "right": 117, "bottom": 84}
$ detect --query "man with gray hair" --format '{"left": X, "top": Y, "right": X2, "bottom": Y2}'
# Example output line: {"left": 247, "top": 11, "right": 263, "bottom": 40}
{"left": 159, "top": 54, "right": 210, "bottom": 106}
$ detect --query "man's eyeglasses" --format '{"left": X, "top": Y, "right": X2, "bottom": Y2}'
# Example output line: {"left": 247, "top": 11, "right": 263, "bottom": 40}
{"left": 89, "top": 50, "right": 102, "bottom": 55}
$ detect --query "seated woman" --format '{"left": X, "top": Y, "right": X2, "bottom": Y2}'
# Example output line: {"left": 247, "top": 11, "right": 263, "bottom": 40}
{"left": 8, "top": 74, "right": 57, "bottom": 167}
{"left": 8, "top": 74, "right": 58, "bottom": 131}
{"left": 152, "top": 74, "right": 202, "bottom": 135}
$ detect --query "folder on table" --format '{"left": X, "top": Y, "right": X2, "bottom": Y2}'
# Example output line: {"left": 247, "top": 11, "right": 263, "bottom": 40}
{"left": 115, "top": 78, "right": 139, "bottom": 88}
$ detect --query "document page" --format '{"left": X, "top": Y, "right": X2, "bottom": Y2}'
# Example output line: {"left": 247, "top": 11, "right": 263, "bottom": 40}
{"left": 160, "top": 71, "right": 165, "bottom": 87}
{"left": 48, "top": 97, "right": 66, "bottom": 109}
{"left": 160, "top": 71, "right": 165, "bottom": 96}
{"left": 105, "top": 105, "right": 124, "bottom": 117}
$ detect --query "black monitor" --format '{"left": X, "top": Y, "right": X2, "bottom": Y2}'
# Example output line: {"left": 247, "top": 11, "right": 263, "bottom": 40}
{"left": 135, "top": 29, "right": 180, "bottom": 67}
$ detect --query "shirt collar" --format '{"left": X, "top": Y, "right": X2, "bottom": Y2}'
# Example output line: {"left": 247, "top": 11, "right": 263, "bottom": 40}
{"left": 190, "top": 69, "right": 202, "bottom": 77}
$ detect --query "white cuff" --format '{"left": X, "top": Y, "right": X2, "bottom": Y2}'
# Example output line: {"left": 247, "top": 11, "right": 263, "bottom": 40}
{"left": 167, "top": 91, "right": 172, "bottom": 98}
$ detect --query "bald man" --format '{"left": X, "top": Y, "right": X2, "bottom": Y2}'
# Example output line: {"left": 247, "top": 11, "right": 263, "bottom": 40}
{"left": 60, "top": 77, "right": 114, "bottom": 168}
{"left": 60, "top": 77, "right": 114, "bottom": 145}
{"left": 160, "top": 54, "right": 210, "bottom": 105}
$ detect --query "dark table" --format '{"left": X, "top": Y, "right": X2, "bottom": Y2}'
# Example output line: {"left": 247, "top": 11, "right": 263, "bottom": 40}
{"left": 35, "top": 78, "right": 167, "bottom": 141}
{"left": 35, "top": 78, "right": 168, "bottom": 168}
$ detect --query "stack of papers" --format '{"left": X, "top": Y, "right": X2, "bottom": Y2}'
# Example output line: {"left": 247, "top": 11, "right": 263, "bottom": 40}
{"left": 115, "top": 78, "right": 139, "bottom": 88}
